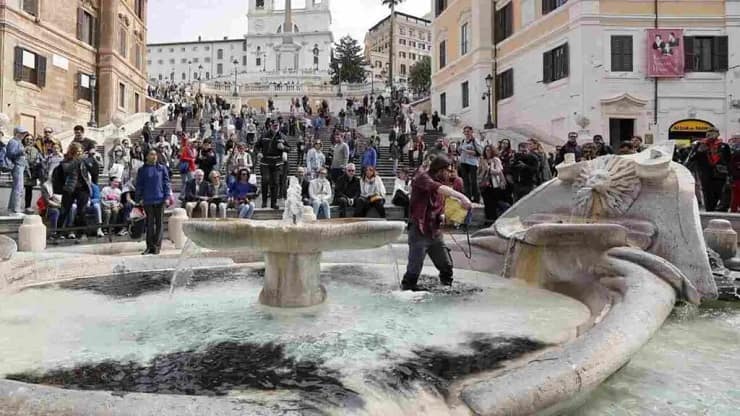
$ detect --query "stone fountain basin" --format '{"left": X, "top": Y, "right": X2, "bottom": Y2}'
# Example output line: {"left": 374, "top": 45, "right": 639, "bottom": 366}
{"left": 183, "top": 218, "right": 406, "bottom": 254}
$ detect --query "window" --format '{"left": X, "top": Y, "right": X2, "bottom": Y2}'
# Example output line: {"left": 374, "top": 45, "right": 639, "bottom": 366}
{"left": 21, "top": 0, "right": 38, "bottom": 16}
{"left": 217, "top": 63, "right": 223, "bottom": 75}
{"left": 157, "top": 48, "right": 162, "bottom": 53}
{"left": 13, "top": 47, "right": 46, "bottom": 87}
{"left": 182, "top": 72, "right": 186, "bottom": 80}
{"left": 243, "top": 41, "right": 247, "bottom": 52}
{"left": 169, "top": 58, "right": 175, "bottom": 64}
{"left": 400, "top": 64, "right": 407, "bottom": 75}
{"left": 205, "top": 46, "right": 210, "bottom": 51}
{"left": 204, "top": 57, "right": 211, "bottom": 63}
{"left": 410, "top": 53, "right": 416, "bottom": 60}
{"left": 134, "top": 92, "right": 140, "bottom": 113}
{"left": 193, "top": 57, "right": 199, "bottom": 63}
{"left": 399, "top": 52, "right": 406, "bottom": 58}
{"left": 610, "top": 35, "right": 633, "bottom": 72}
{"left": 409, "top": 29, "right": 415, "bottom": 37}
{"left": 181, "top": 47, "right": 185, "bottom": 52}
{"left": 243, "top": 56, "right": 247, "bottom": 66}
{"left": 399, "top": 39, "right": 406, "bottom": 45}
{"left": 257, "top": 56, "right": 262, "bottom": 67}
{"left": 685, "top": 36, "right": 728, "bottom": 72}
{"left": 169, "top": 48, "right": 174, "bottom": 52}
{"left": 119, "top": 27, "right": 127, "bottom": 57}
{"left": 400, "top": 27, "right": 406, "bottom": 36}
{"left": 76, "top": 72, "right": 92, "bottom": 101}
{"left": 543, "top": 43, "right": 569, "bottom": 83}
{"left": 435, "top": 0, "right": 448, "bottom": 17}
{"left": 439, "top": 40, "right": 447, "bottom": 68}
{"left": 77, "top": 8, "right": 96, "bottom": 46}
{"left": 134, "top": 0, "right": 145, "bottom": 19}
{"left": 193, "top": 46, "right": 198, "bottom": 51}
{"left": 460, "top": 22, "right": 470, "bottom": 55}
{"left": 496, "top": 69, "right": 514, "bottom": 99}
{"left": 461, "top": 81, "right": 469, "bottom": 108}
{"left": 147, "top": 60, "right": 152, "bottom": 65}
{"left": 158, "top": 74, "right": 162, "bottom": 80}
{"left": 181, "top": 58, "right": 186, "bottom": 64}
{"left": 206, "top": 72, "right": 210, "bottom": 79}
{"left": 542, "top": 0, "right": 568, "bottom": 15}
{"left": 495, "top": 2, "right": 513, "bottom": 43}
{"left": 257, "top": 0, "right": 265, "bottom": 8}
{"left": 157, "top": 59, "right": 163, "bottom": 64}
{"left": 118, "top": 83, "right": 126, "bottom": 108}
{"left": 217, "top": 49, "right": 224, "bottom": 59}
{"left": 440, "top": 92, "right": 446, "bottom": 115}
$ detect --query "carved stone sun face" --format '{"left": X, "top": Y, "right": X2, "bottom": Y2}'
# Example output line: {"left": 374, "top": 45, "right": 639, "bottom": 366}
{"left": 572, "top": 155, "right": 642, "bottom": 219}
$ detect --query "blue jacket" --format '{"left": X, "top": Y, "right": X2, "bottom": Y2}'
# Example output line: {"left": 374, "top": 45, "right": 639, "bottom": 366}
{"left": 135, "top": 163, "right": 171, "bottom": 205}
{"left": 228, "top": 181, "right": 257, "bottom": 200}
{"left": 361, "top": 147, "right": 377, "bottom": 169}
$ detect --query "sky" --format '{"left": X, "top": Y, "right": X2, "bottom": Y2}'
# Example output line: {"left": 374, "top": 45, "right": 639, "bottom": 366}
{"left": 148, "top": 0, "right": 431, "bottom": 47}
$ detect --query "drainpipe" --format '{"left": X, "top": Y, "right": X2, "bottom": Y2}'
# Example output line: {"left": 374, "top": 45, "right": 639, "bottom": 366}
{"left": 653, "top": 0, "right": 659, "bottom": 126}
{"left": 491, "top": 0, "right": 498, "bottom": 128}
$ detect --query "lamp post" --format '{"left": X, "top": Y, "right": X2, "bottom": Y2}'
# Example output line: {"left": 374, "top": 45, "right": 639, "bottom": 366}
{"left": 483, "top": 73, "right": 495, "bottom": 129}
{"left": 262, "top": 52, "right": 267, "bottom": 72}
{"left": 336, "top": 62, "right": 343, "bottom": 97}
{"left": 198, "top": 64, "right": 203, "bottom": 93}
{"left": 232, "top": 59, "right": 239, "bottom": 97}
{"left": 188, "top": 60, "right": 192, "bottom": 83}
{"left": 87, "top": 74, "right": 97, "bottom": 128}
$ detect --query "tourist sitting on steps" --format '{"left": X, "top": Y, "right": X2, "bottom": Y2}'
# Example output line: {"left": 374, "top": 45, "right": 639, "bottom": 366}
{"left": 228, "top": 168, "right": 258, "bottom": 219}
{"left": 309, "top": 167, "right": 333, "bottom": 220}
{"left": 209, "top": 171, "right": 229, "bottom": 219}
{"left": 354, "top": 167, "right": 387, "bottom": 218}
{"left": 392, "top": 168, "right": 411, "bottom": 219}
{"left": 333, "top": 163, "right": 361, "bottom": 218}
{"left": 401, "top": 154, "right": 472, "bottom": 291}
{"left": 295, "top": 167, "right": 311, "bottom": 206}
{"left": 183, "top": 169, "right": 213, "bottom": 218}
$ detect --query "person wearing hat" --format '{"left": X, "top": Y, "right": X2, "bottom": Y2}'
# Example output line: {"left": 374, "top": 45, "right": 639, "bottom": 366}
{"left": 555, "top": 132, "right": 583, "bottom": 165}
{"left": 401, "top": 154, "right": 472, "bottom": 291}
{"left": 5, "top": 127, "right": 28, "bottom": 215}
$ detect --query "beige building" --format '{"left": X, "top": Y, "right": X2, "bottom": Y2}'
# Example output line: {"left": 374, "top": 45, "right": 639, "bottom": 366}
{"left": 0, "top": 0, "right": 149, "bottom": 136}
{"left": 364, "top": 11, "right": 432, "bottom": 90}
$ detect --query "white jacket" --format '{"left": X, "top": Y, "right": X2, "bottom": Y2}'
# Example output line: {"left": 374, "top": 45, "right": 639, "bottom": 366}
{"left": 360, "top": 176, "right": 386, "bottom": 198}
{"left": 309, "top": 178, "right": 332, "bottom": 202}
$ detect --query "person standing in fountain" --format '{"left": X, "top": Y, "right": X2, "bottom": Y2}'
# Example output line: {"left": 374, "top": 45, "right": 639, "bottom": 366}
{"left": 401, "top": 154, "right": 472, "bottom": 291}
{"left": 135, "top": 149, "right": 171, "bottom": 255}
{"left": 255, "top": 121, "right": 287, "bottom": 209}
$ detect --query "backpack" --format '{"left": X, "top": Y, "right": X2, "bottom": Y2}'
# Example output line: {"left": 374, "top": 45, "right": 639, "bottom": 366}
{"left": 0, "top": 141, "right": 13, "bottom": 173}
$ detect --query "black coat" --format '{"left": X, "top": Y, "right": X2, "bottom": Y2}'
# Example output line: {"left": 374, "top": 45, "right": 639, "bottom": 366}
{"left": 183, "top": 179, "right": 213, "bottom": 202}
{"left": 333, "top": 174, "right": 361, "bottom": 204}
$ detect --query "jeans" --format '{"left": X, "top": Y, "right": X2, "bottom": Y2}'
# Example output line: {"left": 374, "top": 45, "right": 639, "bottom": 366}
{"left": 61, "top": 189, "right": 90, "bottom": 231}
{"left": 459, "top": 163, "right": 480, "bottom": 202}
{"left": 209, "top": 201, "right": 228, "bottom": 218}
{"left": 47, "top": 207, "right": 61, "bottom": 236}
{"left": 144, "top": 203, "right": 164, "bottom": 252}
{"left": 8, "top": 160, "right": 25, "bottom": 214}
{"left": 401, "top": 223, "right": 453, "bottom": 287}
{"left": 238, "top": 201, "right": 255, "bottom": 218}
{"left": 216, "top": 150, "right": 225, "bottom": 170}
{"left": 312, "top": 199, "right": 331, "bottom": 219}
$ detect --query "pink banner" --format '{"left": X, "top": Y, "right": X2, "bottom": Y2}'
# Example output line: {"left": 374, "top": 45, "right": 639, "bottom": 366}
{"left": 647, "top": 29, "right": 684, "bottom": 77}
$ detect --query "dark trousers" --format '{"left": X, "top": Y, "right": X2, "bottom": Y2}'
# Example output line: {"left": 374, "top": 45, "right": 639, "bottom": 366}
{"left": 260, "top": 163, "right": 281, "bottom": 207}
{"left": 61, "top": 189, "right": 90, "bottom": 231}
{"left": 459, "top": 163, "right": 480, "bottom": 202}
{"left": 354, "top": 196, "right": 386, "bottom": 218}
{"left": 391, "top": 190, "right": 409, "bottom": 218}
{"left": 402, "top": 223, "right": 453, "bottom": 287}
{"left": 334, "top": 196, "right": 353, "bottom": 218}
{"left": 24, "top": 185, "right": 34, "bottom": 209}
{"left": 481, "top": 187, "right": 509, "bottom": 222}
{"left": 701, "top": 177, "right": 729, "bottom": 212}
{"left": 144, "top": 203, "right": 164, "bottom": 252}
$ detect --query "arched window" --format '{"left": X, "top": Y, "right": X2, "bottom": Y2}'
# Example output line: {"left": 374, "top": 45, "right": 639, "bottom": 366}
{"left": 206, "top": 72, "right": 210, "bottom": 79}
{"left": 312, "top": 44, "right": 319, "bottom": 69}
{"left": 158, "top": 74, "right": 163, "bottom": 80}
{"left": 182, "top": 72, "right": 186, "bottom": 80}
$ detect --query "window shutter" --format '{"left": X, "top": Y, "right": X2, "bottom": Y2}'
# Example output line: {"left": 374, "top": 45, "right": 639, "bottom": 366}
{"left": 37, "top": 55, "right": 47, "bottom": 88}
{"left": 92, "top": 16, "right": 99, "bottom": 48}
{"left": 543, "top": 50, "right": 552, "bottom": 83}
{"left": 76, "top": 8, "right": 83, "bottom": 41}
{"left": 610, "top": 36, "right": 620, "bottom": 71}
{"left": 563, "top": 43, "right": 570, "bottom": 77}
{"left": 624, "top": 36, "right": 633, "bottom": 71}
{"left": 13, "top": 47, "right": 23, "bottom": 81}
{"left": 713, "top": 36, "right": 728, "bottom": 72}
{"left": 77, "top": 72, "right": 83, "bottom": 100}
{"left": 684, "top": 36, "right": 695, "bottom": 72}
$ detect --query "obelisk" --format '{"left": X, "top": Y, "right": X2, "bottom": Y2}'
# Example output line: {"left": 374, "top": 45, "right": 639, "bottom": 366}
{"left": 277, "top": 0, "right": 298, "bottom": 71}
{"left": 282, "top": 0, "right": 293, "bottom": 41}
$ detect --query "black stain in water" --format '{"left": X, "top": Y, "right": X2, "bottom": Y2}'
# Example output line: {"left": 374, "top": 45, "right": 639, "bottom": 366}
{"left": 373, "top": 335, "right": 547, "bottom": 398}
{"left": 6, "top": 341, "right": 364, "bottom": 411}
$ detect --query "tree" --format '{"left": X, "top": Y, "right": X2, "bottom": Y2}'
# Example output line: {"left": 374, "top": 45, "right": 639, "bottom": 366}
{"left": 382, "top": 0, "right": 404, "bottom": 90}
{"left": 329, "top": 35, "right": 367, "bottom": 85}
{"left": 408, "top": 56, "right": 431, "bottom": 95}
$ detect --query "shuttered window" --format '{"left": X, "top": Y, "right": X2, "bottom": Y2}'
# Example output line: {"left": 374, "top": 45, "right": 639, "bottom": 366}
{"left": 542, "top": 0, "right": 568, "bottom": 15}
{"left": 13, "top": 47, "right": 46, "bottom": 87}
{"left": 439, "top": 40, "right": 447, "bottom": 69}
{"left": 543, "top": 43, "right": 569, "bottom": 83}
{"left": 495, "top": 2, "right": 513, "bottom": 43}
{"left": 21, "top": 0, "right": 38, "bottom": 16}
{"left": 685, "top": 36, "right": 728, "bottom": 72}
{"left": 610, "top": 35, "right": 633, "bottom": 72}
{"left": 76, "top": 8, "right": 97, "bottom": 47}
{"left": 496, "top": 69, "right": 514, "bottom": 100}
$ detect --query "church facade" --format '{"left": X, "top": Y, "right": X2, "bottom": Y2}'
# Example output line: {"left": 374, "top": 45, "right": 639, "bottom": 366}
{"left": 146, "top": 0, "right": 333, "bottom": 86}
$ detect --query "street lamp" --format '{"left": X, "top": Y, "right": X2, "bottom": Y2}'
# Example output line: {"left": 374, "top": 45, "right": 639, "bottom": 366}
{"left": 336, "top": 62, "right": 343, "bottom": 97}
{"left": 198, "top": 64, "right": 204, "bottom": 93}
{"left": 262, "top": 52, "right": 267, "bottom": 72}
{"left": 232, "top": 59, "right": 239, "bottom": 97}
{"left": 188, "top": 60, "right": 192, "bottom": 83}
{"left": 87, "top": 74, "right": 97, "bottom": 128}
{"left": 483, "top": 74, "right": 495, "bottom": 129}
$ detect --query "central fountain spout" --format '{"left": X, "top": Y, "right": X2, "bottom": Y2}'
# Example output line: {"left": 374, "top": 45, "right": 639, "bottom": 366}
{"left": 183, "top": 178, "right": 405, "bottom": 308}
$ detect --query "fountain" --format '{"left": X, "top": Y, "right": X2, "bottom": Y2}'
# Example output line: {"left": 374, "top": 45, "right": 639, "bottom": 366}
{"left": 182, "top": 177, "right": 405, "bottom": 307}
{"left": 0, "top": 147, "right": 738, "bottom": 415}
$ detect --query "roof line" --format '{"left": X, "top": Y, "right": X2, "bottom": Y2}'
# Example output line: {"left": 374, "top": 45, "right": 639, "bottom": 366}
{"left": 368, "top": 11, "right": 431, "bottom": 33}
